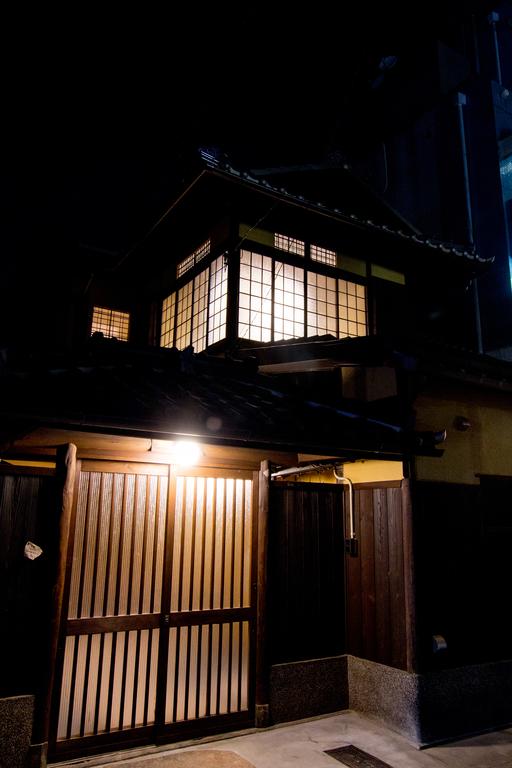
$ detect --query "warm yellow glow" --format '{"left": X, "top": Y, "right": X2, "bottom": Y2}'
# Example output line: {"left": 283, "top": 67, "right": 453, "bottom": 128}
{"left": 341, "top": 460, "right": 404, "bottom": 483}
{"left": 1, "top": 459, "right": 56, "bottom": 469}
{"left": 175, "top": 441, "right": 202, "bottom": 466}
{"left": 151, "top": 439, "right": 202, "bottom": 466}
{"left": 91, "top": 306, "right": 130, "bottom": 341}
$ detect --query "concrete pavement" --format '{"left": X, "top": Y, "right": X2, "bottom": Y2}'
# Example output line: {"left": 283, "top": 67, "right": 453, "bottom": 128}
{"left": 52, "top": 710, "right": 512, "bottom": 768}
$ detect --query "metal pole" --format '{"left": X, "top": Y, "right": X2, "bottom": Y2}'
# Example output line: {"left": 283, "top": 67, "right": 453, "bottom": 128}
{"left": 455, "top": 92, "right": 483, "bottom": 353}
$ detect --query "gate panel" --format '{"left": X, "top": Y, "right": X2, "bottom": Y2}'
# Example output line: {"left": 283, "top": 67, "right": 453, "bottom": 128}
{"left": 52, "top": 463, "right": 256, "bottom": 758}
{"left": 54, "top": 466, "right": 168, "bottom": 748}
{"left": 162, "top": 475, "right": 254, "bottom": 732}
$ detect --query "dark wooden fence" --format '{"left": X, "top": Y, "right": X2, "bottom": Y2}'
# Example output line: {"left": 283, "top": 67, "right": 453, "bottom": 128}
{"left": 0, "top": 468, "right": 57, "bottom": 696}
{"left": 346, "top": 482, "right": 411, "bottom": 671}
{"left": 268, "top": 482, "right": 345, "bottom": 664}
{"left": 268, "top": 479, "right": 412, "bottom": 671}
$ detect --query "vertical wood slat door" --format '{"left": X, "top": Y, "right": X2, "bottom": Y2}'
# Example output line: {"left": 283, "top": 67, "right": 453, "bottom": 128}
{"left": 159, "top": 471, "right": 255, "bottom": 740}
{"left": 51, "top": 462, "right": 256, "bottom": 759}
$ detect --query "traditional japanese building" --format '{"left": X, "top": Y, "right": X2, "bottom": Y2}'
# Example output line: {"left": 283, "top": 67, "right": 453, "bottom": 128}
{"left": 1, "top": 153, "right": 511, "bottom": 767}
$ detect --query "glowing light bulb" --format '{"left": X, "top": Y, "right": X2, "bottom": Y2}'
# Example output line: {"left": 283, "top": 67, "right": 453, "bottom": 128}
{"left": 174, "top": 441, "right": 202, "bottom": 467}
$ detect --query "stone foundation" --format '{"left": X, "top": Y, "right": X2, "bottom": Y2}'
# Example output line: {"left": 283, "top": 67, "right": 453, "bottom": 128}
{"left": 347, "top": 656, "right": 421, "bottom": 743}
{"left": 269, "top": 656, "right": 348, "bottom": 724}
{"left": 0, "top": 695, "right": 34, "bottom": 768}
{"left": 269, "top": 655, "right": 512, "bottom": 746}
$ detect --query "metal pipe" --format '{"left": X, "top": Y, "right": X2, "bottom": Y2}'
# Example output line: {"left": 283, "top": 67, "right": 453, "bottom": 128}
{"left": 271, "top": 462, "right": 334, "bottom": 478}
{"left": 333, "top": 468, "right": 355, "bottom": 540}
{"left": 488, "top": 11, "right": 502, "bottom": 85}
{"left": 455, "top": 92, "right": 483, "bottom": 353}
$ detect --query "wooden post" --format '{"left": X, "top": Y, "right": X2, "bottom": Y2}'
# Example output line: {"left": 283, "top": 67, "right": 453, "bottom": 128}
{"left": 401, "top": 478, "right": 417, "bottom": 672}
{"left": 30, "top": 444, "right": 77, "bottom": 767}
{"left": 255, "top": 460, "right": 270, "bottom": 727}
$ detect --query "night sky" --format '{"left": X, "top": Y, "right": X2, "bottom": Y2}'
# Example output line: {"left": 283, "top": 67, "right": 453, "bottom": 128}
{"left": 1, "top": 2, "right": 495, "bottom": 350}
{"left": 74, "top": 3, "right": 493, "bottom": 255}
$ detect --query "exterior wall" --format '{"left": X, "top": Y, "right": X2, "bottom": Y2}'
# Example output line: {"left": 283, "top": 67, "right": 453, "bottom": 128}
{"left": 294, "top": 463, "right": 404, "bottom": 484}
{"left": 270, "top": 657, "right": 348, "bottom": 724}
{"left": 342, "top": 460, "right": 403, "bottom": 484}
{"left": 268, "top": 655, "right": 512, "bottom": 746}
{"left": 0, "top": 695, "right": 34, "bottom": 768}
{"left": 414, "top": 387, "right": 512, "bottom": 484}
{"left": 347, "top": 656, "right": 512, "bottom": 747}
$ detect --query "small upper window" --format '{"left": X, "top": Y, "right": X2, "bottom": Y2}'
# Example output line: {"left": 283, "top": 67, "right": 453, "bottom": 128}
{"left": 274, "top": 233, "right": 305, "bottom": 257}
{"left": 310, "top": 243, "right": 337, "bottom": 267}
{"left": 91, "top": 307, "right": 130, "bottom": 341}
{"left": 177, "top": 239, "right": 211, "bottom": 278}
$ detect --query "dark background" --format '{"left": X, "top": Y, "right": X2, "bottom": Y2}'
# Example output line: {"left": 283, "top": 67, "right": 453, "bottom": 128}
{"left": 1, "top": 2, "right": 497, "bottom": 350}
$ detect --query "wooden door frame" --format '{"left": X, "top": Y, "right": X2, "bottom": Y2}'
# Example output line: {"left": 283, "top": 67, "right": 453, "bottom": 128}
{"left": 48, "top": 458, "right": 261, "bottom": 760}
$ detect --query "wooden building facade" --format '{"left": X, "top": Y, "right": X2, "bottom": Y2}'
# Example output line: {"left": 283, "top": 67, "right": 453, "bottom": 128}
{"left": 1, "top": 155, "right": 511, "bottom": 765}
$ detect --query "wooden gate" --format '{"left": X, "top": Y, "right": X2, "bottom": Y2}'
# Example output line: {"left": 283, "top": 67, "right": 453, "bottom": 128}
{"left": 51, "top": 461, "right": 257, "bottom": 759}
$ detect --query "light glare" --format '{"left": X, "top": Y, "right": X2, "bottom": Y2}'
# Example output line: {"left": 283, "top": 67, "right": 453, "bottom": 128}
{"left": 175, "top": 441, "right": 202, "bottom": 466}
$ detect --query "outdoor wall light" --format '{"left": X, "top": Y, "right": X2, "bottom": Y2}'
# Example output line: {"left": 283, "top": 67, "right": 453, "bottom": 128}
{"left": 173, "top": 440, "right": 202, "bottom": 467}
{"left": 154, "top": 439, "right": 203, "bottom": 466}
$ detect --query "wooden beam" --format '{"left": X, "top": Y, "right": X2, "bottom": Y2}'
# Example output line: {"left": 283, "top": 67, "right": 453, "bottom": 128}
{"left": 31, "top": 444, "right": 77, "bottom": 767}
{"left": 255, "top": 460, "right": 270, "bottom": 727}
{"left": 401, "top": 479, "right": 417, "bottom": 672}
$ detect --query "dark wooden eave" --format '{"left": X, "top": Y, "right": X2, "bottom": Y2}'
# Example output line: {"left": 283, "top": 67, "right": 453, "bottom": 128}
{"left": 0, "top": 339, "right": 444, "bottom": 460}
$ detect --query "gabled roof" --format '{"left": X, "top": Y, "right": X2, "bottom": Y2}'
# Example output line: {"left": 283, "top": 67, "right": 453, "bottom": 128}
{"left": 198, "top": 151, "right": 491, "bottom": 265}
{"left": 116, "top": 151, "right": 492, "bottom": 283}
{"left": 0, "top": 339, "right": 444, "bottom": 460}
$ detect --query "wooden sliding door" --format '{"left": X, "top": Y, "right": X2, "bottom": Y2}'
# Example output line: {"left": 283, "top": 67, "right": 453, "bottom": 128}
{"left": 51, "top": 461, "right": 257, "bottom": 759}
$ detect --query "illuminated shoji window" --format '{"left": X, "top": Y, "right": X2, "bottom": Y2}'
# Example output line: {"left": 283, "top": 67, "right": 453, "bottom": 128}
{"left": 192, "top": 268, "right": 209, "bottom": 353}
{"left": 175, "top": 280, "right": 194, "bottom": 349}
{"left": 307, "top": 273, "right": 337, "bottom": 336}
{"left": 274, "top": 261, "right": 304, "bottom": 340}
{"left": 274, "top": 233, "right": 305, "bottom": 257}
{"left": 238, "top": 250, "right": 368, "bottom": 344}
{"left": 91, "top": 307, "right": 130, "bottom": 341}
{"left": 239, "top": 250, "right": 273, "bottom": 342}
{"left": 338, "top": 280, "right": 367, "bottom": 337}
{"left": 161, "top": 259, "right": 228, "bottom": 351}
{"left": 310, "top": 243, "right": 337, "bottom": 267}
{"left": 160, "top": 293, "right": 176, "bottom": 348}
{"left": 177, "top": 239, "right": 211, "bottom": 278}
{"left": 208, "top": 256, "right": 228, "bottom": 345}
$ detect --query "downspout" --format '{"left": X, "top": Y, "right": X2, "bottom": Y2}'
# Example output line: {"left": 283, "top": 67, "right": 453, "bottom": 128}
{"left": 488, "top": 11, "right": 502, "bottom": 86}
{"left": 455, "top": 92, "right": 483, "bottom": 353}
{"left": 333, "top": 468, "right": 358, "bottom": 557}
{"left": 270, "top": 462, "right": 358, "bottom": 556}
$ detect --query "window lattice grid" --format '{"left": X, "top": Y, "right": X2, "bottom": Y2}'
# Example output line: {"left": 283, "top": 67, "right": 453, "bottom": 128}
{"left": 177, "top": 239, "right": 211, "bottom": 278}
{"left": 192, "top": 268, "right": 209, "bottom": 353}
{"left": 310, "top": 244, "right": 337, "bottom": 267}
{"left": 194, "top": 239, "right": 210, "bottom": 264}
{"left": 338, "top": 280, "right": 367, "bottom": 338}
{"left": 91, "top": 307, "right": 130, "bottom": 341}
{"left": 177, "top": 254, "right": 195, "bottom": 278}
{"left": 274, "top": 261, "right": 304, "bottom": 340}
{"left": 160, "top": 293, "right": 176, "bottom": 348}
{"left": 306, "top": 273, "right": 338, "bottom": 337}
{"left": 175, "top": 281, "right": 194, "bottom": 350}
{"left": 208, "top": 256, "right": 228, "bottom": 346}
{"left": 274, "top": 233, "right": 305, "bottom": 257}
{"left": 238, "top": 250, "right": 273, "bottom": 343}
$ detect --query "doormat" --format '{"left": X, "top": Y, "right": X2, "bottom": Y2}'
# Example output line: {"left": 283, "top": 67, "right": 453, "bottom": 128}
{"left": 97, "top": 750, "right": 255, "bottom": 768}
{"left": 325, "top": 745, "right": 393, "bottom": 768}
